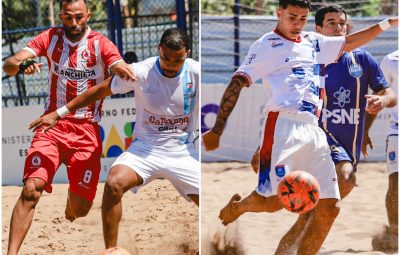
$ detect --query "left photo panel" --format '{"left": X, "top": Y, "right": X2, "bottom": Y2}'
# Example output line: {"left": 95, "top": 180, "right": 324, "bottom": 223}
{"left": 2, "top": 1, "right": 199, "bottom": 254}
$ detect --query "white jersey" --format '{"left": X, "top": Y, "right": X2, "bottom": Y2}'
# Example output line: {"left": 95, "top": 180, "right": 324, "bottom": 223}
{"left": 380, "top": 50, "right": 398, "bottom": 135}
{"left": 234, "top": 30, "right": 345, "bottom": 124}
{"left": 111, "top": 57, "right": 199, "bottom": 147}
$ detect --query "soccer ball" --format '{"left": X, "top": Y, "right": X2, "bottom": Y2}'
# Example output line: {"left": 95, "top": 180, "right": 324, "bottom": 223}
{"left": 277, "top": 171, "right": 320, "bottom": 214}
{"left": 99, "top": 247, "right": 131, "bottom": 255}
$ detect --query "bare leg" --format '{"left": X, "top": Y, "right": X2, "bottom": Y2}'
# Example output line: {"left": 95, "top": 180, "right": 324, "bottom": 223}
{"left": 65, "top": 190, "right": 93, "bottom": 222}
{"left": 387, "top": 172, "right": 398, "bottom": 232}
{"left": 8, "top": 178, "right": 46, "bottom": 255}
{"left": 336, "top": 161, "right": 356, "bottom": 199}
{"left": 102, "top": 165, "right": 143, "bottom": 248}
{"left": 219, "top": 191, "right": 282, "bottom": 226}
{"left": 297, "top": 198, "right": 340, "bottom": 255}
{"left": 275, "top": 212, "right": 313, "bottom": 255}
{"left": 187, "top": 194, "right": 199, "bottom": 207}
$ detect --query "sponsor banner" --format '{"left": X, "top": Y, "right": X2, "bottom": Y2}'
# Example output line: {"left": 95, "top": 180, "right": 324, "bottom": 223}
{"left": 2, "top": 98, "right": 136, "bottom": 185}
{"left": 201, "top": 84, "right": 389, "bottom": 162}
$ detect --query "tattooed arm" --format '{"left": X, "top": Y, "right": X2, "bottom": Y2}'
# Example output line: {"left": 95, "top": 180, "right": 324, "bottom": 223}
{"left": 202, "top": 75, "right": 249, "bottom": 151}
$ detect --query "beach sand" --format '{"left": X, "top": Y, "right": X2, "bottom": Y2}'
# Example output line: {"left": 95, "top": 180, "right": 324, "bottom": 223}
{"left": 2, "top": 180, "right": 198, "bottom": 255}
{"left": 201, "top": 162, "right": 397, "bottom": 255}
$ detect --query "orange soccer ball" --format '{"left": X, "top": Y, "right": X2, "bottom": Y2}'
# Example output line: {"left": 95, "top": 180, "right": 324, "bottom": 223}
{"left": 277, "top": 171, "right": 320, "bottom": 214}
{"left": 99, "top": 247, "right": 131, "bottom": 255}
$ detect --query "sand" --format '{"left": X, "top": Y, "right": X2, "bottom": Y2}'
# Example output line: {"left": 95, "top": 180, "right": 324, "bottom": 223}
{"left": 2, "top": 180, "right": 199, "bottom": 255}
{"left": 201, "top": 162, "right": 397, "bottom": 255}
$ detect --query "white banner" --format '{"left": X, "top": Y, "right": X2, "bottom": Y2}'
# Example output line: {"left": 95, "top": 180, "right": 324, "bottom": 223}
{"left": 201, "top": 84, "right": 390, "bottom": 162}
{"left": 2, "top": 98, "right": 137, "bottom": 185}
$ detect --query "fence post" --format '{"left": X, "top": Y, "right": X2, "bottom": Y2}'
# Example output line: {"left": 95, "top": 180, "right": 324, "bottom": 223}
{"left": 176, "top": 0, "right": 187, "bottom": 31}
{"left": 234, "top": 0, "right": 240, "bottom": 71}
{"left": 107, "top": 0, "right": 116, "bottom": 46}
{"left": 114, "top": 0, "right": 124, "bottom": 55}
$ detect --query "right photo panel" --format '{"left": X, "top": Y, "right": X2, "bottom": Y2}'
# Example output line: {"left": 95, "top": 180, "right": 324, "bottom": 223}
{"left": 201, "top": 0, "right": 398, "bottom": 254}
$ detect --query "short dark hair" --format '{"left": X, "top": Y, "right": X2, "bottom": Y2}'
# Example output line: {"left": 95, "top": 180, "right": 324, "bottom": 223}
{"left": 159, "top": 28, "right": 191, "bottom": 51}
{"left": 279, "top": 0, "right": 311, "bottom": 10}
{"left": 315, "top": 5, "right": 347, "bottom": 27}
{"left": 123, "top": 51, "right": 138, "bottom": 64}
{"left": 59, "top": 0, "right": 87, "bottom": 12}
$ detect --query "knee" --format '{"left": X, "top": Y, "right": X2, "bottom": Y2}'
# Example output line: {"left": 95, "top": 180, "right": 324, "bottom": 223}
{"left": 104, "top": 175, "right": 125, "bottom": 200}
{"left": 21, "top": 180, "right": 43, "bottom": 205}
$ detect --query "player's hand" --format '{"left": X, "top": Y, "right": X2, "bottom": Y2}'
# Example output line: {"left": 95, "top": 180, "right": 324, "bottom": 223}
{"left": 19, "top": 58, "right": 44, "bottom": 75}
{"left": 251, "top": 148, "right": 260, "bottom": 174}
{"left": 365, "top": 94, "right": 387, "bottom": 115}
{"left": 111, "top": 61, "right": 136, "bottom": 81}
{"left": 361, "top": 133, "right": 373, "bottom": 157}
{"left": 29, "top": 111, "right": 60, "bottom": 133}
{"left": 202, "top": 129, "right": 221, "bottom": 151}
{"left": 23, "top": 62, "right": 44, "bottom": 75}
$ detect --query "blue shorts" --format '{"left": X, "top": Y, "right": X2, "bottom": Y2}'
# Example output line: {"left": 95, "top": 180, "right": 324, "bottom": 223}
{"left": 326, "top": 133, "right": 357, "bottom": 171}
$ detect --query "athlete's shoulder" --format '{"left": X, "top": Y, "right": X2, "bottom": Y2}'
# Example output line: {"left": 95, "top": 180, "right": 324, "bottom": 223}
{"left": 87, "top": 28, "right": 108, "bottom": 40}
{"left": 36, "top": 27, "right": 61, "bottom": 38}
{"left": 185, "top": 58, "right": 199, "bottom": 75}
{"left": 386, "top": 50, "right": 399, "bottom": 61}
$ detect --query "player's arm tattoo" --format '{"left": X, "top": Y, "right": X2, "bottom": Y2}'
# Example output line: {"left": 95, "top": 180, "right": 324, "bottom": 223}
{"left": 212, "top": 75, "right": 248, "bottom": 135}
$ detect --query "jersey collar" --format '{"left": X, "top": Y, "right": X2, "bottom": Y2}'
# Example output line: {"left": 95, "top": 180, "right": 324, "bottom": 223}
{"left": 273, "top": 28, "right": 302, "bottom": 43}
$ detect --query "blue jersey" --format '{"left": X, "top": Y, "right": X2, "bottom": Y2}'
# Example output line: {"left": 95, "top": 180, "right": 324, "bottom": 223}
{"left": 319, "top": 50, "right": 388, "bottom": 164}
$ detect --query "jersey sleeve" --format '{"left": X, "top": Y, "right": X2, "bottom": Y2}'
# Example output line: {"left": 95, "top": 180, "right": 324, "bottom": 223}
{"left": 111, "top": 62, "right": 144, "bottom": 94}
{"left": 380, "top": 55, "right": 393, "bottom": 85}
{"left": 362, "top": 52, "right": 388, "bottom": 92}
{"left": 99, "top": 36, "right": 123, "bottom": 69}
{"left": 233, "top": 39, "right": 272, "bottom": 86}
{"left": 314, "top": 32, "right": 345, "bottom": 65}
{"left": 24, "top": 29, "right": 52, "bottom": 57}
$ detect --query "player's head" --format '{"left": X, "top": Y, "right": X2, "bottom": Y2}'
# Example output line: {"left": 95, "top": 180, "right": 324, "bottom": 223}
{"left": 59, "top": 0, "right": 91, "bottom": 42}
{"left": 276, "top": 0, "right": 311, "bottom": 40}
{"left": 315, "top": 5, "right": 348, "bottom": 36}
{"left": 158, "top": 28, "right": 190, "bottom": 78}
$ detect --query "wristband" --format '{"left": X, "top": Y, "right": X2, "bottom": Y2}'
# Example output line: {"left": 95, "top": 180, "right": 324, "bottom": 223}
{"left": 19, "top": 58, "right": 37, "bottom": 72}
{"left": 56, "top": 105, "right": 70, "bottom": 118}
{"left": 378, "top": 19, "right": 391, "bottom": 31}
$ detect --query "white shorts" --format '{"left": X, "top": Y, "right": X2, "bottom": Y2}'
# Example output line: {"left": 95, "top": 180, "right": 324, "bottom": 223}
{"left": 112, "top": 140, "right": 199, "bottom": 201}
{"left": 256, "top": 112, "right": 340, "bottom": 200}
{"left": 386, "top": 135, "right": 398, "bottom": 175}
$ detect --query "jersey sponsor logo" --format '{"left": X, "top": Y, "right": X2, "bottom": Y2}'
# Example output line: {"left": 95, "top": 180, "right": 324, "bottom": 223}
{"left": 333, "top": 87, "right": 351, "bottom": 107}
{"left": 267, "top": 37, "right": 281, "bottom": 41}
{"left": 275, "top": 165, "right": 286, "bottom": 177}
{"left": 147, "top": 116, "right": 190, "bottom": 131}
{"left": 271, "top": 41, "right": 284, "bottom": 48}
{"left": 321, "top": 108, "right": 360, "bottom": 124}
{"left": 53, "top": 63, "right": 96, "bottom": 81}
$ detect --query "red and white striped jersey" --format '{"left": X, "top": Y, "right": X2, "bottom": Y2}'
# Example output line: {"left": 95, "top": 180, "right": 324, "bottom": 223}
{"left": 23, "top": 26, "right": 122, "bottom": 122}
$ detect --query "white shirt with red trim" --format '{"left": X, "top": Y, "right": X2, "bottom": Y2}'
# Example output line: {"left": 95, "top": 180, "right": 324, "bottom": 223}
{"left": 24, "top": 26, "right": 122, "bottom": 122}
{"left": 234, "top": 30, "right": 345, "bottom": 124}
{"left": 380, "top": 50, "right": 398, "bottom": 135}
{"left": 111, "top": 57, "right": 199, "bottom": 147}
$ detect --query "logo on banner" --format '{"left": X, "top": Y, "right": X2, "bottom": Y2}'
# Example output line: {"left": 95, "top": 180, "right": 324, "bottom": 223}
{"left": 100, "top": 122, "right": 136, "bottom": 158}
{"left": 201, "top": 104, "right": 219, "bottom": 133}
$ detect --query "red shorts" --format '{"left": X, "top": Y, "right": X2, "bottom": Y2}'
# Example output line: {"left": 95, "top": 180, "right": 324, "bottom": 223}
{"left": 24, "top": 119, "right": 102, "bottom": 202}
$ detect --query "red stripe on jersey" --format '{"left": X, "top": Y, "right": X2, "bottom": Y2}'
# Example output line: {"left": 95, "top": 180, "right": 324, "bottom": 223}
{"left": 260, "top": 112, "right": 279, "bottom": 161}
